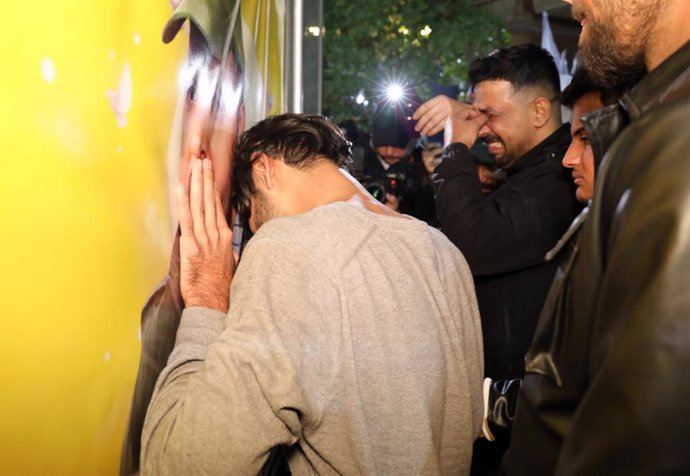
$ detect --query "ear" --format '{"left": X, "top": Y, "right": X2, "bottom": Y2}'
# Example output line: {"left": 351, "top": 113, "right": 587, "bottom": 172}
{"left": 531, "top": 97, "right": 552, "bottom": 128}
{"left": 252, "top": 153, "right": 276, "bottom": 190}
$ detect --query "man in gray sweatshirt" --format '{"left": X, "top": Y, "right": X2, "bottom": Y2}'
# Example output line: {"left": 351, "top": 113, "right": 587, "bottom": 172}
{"left": 141, "top": 113, "right": 484, "bottom": 475}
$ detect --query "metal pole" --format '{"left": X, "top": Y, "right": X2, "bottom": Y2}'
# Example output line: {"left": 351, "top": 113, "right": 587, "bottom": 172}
{"left": 292, "top": 0, "right": 303, "bottom": 112}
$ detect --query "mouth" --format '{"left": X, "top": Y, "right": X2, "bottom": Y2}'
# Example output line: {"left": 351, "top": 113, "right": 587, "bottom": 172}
{"left": 484, "top": 137, "right": 504, "bottom": 156}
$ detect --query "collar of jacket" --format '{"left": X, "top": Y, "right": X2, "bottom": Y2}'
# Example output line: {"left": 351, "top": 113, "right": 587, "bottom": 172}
{"left": 505, "top": 124, "right": 571, "bottom": 176}
{"left": 583, "top": 40, "right": 690, "bottom": 173}
{"left": 622, "top": 40, "right": 690, "bottom": 121}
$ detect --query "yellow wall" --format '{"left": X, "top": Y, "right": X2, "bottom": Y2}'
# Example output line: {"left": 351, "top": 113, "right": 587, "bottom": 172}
{"left": 0, "top": 1, "right": 185, "bottom": 474}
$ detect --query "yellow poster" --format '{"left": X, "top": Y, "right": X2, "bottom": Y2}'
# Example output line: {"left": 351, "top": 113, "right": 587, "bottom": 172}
{"left": 0, "top": 1, "right": 286, "bottom": 474}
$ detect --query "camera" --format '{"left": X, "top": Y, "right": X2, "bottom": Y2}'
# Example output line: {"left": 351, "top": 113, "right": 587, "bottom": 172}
{"left": 362, "top": 171, "right": 407, "bottom": 203}
{"left": 350, "top": 145, "right": 413, "bottom": 203}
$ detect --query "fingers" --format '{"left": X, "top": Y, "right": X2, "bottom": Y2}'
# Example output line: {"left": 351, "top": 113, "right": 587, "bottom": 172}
{"left": 414, "top": 96, "right": 450, "bottom": 135}
{"left": 203, "top": 159, "right": 218, "bottom": 239}
{"left": 189, "top": 157, "right": 207, "bottom": 242}
{"left": 183, "top": 157, "right": 230, "bottom": 248}
{"left": 214, "top": 187, "right": 227, "bottom": 232}
{"left": 414, "top": 96, "right": 469, "bottom": 136}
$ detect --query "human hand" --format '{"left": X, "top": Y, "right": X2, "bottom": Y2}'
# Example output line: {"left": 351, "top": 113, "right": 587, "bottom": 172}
{"left": 413, "top": 95, "right": 468, "bottom": 136}
{"left": 384, "top": 193, "right": 400, "bottom": 211}
{"left": 443, "top": 106, "right": 487, "bottom": 149}
{"left": 177, "top": 157, "right": 236, "bottom": 313}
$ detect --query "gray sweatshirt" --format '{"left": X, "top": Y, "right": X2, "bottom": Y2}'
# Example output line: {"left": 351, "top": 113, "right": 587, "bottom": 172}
{"left": 142, "top": 201, "right": 483, "bottom": 475}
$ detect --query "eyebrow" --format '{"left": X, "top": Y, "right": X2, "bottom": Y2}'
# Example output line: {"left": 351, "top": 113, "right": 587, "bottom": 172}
{"left": 571, "top": 126, "right": 587, "bottom": 138}
{"left": 476, "top": 105, "right": 499, "bottom": 115}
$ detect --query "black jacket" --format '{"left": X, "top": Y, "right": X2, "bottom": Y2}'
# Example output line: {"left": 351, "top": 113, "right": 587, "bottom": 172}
{"left": 434, "top": 126, "right": 582, "bottom": 380}
{"left": 503, "top": 41, "right": 690, "bottom": 475}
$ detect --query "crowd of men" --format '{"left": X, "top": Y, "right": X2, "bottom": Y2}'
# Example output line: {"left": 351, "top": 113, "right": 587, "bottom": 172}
{"left": 122, "top": 0, "right": 690, "bottom": 474}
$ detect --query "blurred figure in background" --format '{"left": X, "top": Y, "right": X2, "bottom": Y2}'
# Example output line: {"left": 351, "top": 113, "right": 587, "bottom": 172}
{"left": 356, "top": 100, "right": 438, "bottom": 226}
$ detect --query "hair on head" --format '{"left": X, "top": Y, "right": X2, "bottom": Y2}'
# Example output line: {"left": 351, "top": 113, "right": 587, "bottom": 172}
{"left": 561, "top": 66, "right": 626, "bottom": 108}
{"left": 231, "top": 113, "right": 352, "bottom": 222}
{"left": 468, "top": 44, "right": 560, "bottom": 100}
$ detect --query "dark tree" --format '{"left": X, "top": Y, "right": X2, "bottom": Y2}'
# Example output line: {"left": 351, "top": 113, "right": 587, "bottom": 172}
{"left": 323, "top": 0, "right": 508, "bottom": 129}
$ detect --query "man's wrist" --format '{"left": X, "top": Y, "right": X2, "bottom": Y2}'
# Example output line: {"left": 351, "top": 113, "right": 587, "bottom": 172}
{"left": 184, "top": 293, "right": 229, "bottom": 313}
{"left": 443, "top": 142, "right": 471, "bottom": 157}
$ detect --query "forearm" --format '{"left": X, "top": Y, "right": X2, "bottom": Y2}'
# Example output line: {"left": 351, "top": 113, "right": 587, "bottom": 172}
{"left": 141, "top": 307, "right": 226, "bottom": 474}
{"left": 433, "top": 143, "right": 487, "bottom": 243}
{"left": 433, "top": 144, "right": 519, "bottom": 273}
{"left": 554, "top": 184, "right": 690, "bottom": 474}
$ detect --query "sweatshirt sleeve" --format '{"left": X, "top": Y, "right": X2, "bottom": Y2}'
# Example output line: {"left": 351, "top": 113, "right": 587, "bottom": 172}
{"left": 141, "top": 238, "right": 338, "bottom": 475}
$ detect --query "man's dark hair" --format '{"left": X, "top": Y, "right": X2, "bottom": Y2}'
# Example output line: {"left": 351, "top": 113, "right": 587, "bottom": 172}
{"left": 468, "top": 44, "right": 560, "bottom": 100}
{"left": 232, "top": 113, "right": 352, "bottom": 221}
{"left": 561, "top": 66, "right": 624, "bottom": 108}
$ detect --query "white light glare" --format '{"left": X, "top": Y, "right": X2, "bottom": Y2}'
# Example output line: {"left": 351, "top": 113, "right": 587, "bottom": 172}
{"left": 307, "top": 26, "right": 321, "bottom": 37}
{"left": 420, "top": 25, "right": 432, "bottom": 37}
{"left": 386, "top": 83, "right": 404, "bottom": 103}
{"left": 355, "top": 92, "right": 366, "bottom": 105}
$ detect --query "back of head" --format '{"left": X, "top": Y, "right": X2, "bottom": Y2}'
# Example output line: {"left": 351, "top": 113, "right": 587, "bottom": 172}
{"left": 232, "top": 113, "right": 352, "bottom": 218}
{"left": 561, "top": 66, "right": 627, "bottom": 109}
{"left": 469, "top": 44, "right": 560, "bottom": 101}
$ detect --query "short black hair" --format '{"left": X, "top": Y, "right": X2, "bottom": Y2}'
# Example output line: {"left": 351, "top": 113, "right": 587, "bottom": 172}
{"left": 561, "top": 66, "right": 623, "bottom": 108}
{"left": 468, "top": 44, "right": 560, "bottom": 100}
{"left": 232, "top": 113, "right": 352, "bottom": 221}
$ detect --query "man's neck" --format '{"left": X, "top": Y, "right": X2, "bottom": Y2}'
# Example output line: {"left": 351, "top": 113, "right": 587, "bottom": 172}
{"left": 285, "top": 165, "right": 400, "bottom": 218}
{"left": 646, "top": 0, "right": 690, "bottom": 71}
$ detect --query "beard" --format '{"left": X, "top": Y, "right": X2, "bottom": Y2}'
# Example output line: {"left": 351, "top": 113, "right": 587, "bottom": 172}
{"left": 249, "top": 189, "right": 285, "bottom": 232}
{"left": 575, "top": 0, "right": 662, "bottom": 89}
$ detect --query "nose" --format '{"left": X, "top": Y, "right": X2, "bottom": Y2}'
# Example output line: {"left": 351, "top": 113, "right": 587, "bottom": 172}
{"left": 478, "top": 124, "right": 492, "bottom": 139}
{"left": 562, "top": 142, "right": 582, "bottom": 169}
{"left": 184, "top": 103, "right": 212, "bottom": 160}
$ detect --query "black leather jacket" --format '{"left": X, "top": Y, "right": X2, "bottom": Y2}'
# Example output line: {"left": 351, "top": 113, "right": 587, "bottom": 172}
{"left": 503, "top": 41, "right": 690, "bottom": 475}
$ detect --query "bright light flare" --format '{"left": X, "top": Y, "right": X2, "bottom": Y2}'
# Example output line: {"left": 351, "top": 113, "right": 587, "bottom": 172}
{"left": 386, "top": 83, "right": 404, "bottom": 103}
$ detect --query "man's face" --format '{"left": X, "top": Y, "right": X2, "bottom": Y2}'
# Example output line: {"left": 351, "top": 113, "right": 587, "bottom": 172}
{"left": 564, "top": 0, "right": 658, "bottom": 86}
{"left": 562, "top": 90, "right": 603, "bottom": 202}
{"left": 473, "top": 80, "right": 536, "bottom": 169}
{"left": 179, "top": 35, "right": 244, "bottom": 212}
{"left": 376, "top": 146, "right": 406, "bottom": 165}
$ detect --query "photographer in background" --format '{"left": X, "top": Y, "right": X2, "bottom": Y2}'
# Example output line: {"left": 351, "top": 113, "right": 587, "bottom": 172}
{"left": 358, "top": 100, "right": 437, "bottom": 226}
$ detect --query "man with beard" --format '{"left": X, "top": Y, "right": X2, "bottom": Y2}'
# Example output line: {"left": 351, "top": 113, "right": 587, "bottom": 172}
{"left": 413, "top": 44, "right": 582, "bottom": 475}
{"left": 502, "top": 0, "right": 690, "bottom": 474}
{"left": 141, "top": 114, "right": 484, "bottom": 474}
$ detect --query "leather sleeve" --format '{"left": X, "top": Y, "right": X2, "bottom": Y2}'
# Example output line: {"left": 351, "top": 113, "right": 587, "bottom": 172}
{"left": 553, "top": 103, "right": 690, "bottom": 475}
